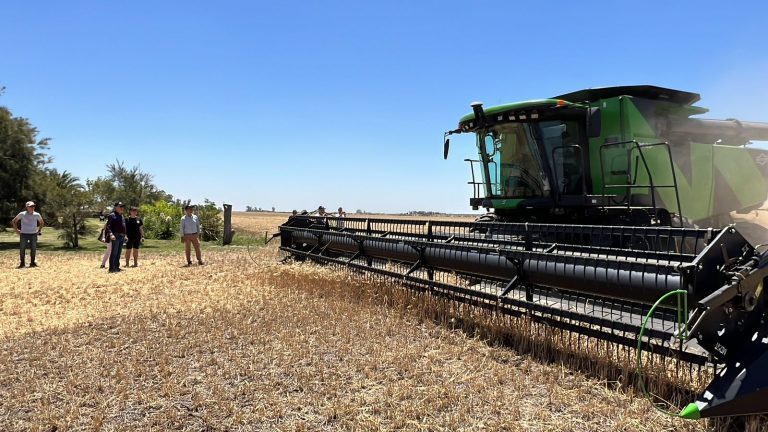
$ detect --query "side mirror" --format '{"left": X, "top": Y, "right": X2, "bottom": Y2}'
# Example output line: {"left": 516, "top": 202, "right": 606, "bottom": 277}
{"left": 443, "top": 138, "right": 450, "bottom": 159}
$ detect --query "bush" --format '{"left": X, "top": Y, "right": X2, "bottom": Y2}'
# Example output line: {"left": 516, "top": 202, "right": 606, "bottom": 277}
{"left": 198, "top": 199, "right": 223, "bottom": 242}
{"left": 56, "top": 210, "right": 95, "bottom": 248}
{"left": 139, "top": 199, "right": 223, "bottom": 242}
{"left": 140, "top": 201, "right": 182, "bottom": 240}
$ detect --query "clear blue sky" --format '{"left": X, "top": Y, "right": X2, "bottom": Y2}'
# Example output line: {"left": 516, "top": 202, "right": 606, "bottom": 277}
{"left": 1, "top": 1, "right": 767, "bottom": 213}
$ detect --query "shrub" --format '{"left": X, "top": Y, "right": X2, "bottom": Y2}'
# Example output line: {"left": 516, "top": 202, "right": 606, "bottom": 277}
{"left": 56, "top": 210, "right": 95, "bottom": 248}
{"left": 140, "top": 200, "right": 182, "bottom": 240}
{"left": 139, "top": 199, "right": 223, "bottom": 242}
{"left": 197, "top": 199, "right": 223, "bottom": 242}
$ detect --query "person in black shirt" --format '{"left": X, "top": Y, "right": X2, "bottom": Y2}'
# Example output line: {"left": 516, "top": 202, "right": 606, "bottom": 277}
{"left": 105, "top": 202, "right": 127, "bottom": 273}
{"left": 124, "top": 206, "right": 144, "bottom": 267}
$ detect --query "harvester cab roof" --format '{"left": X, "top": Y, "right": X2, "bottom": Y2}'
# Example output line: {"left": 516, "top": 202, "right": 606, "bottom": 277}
{"left": 555, "top": 85, "right": 702, "bottom": 105}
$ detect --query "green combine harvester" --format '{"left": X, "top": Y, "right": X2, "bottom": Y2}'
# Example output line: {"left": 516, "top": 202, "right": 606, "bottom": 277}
{"left": 278, "top": 86, "right": 768, "bottom": 420}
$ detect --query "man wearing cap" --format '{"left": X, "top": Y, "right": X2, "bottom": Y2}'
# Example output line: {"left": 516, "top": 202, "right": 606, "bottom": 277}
{"left": 124, "top": 206, "right": 144, "bottom": 267}
{"left": 316, "top": 206, "right": 327, "bottom": 216}
{"left": 180, "top": 204, "right": 203, "bottom": 266}
{"left": 104, "top": 202, "right": 127, "bottom": 273}
{"left": 11, "top": 201, "right": 44, "bottom": 268}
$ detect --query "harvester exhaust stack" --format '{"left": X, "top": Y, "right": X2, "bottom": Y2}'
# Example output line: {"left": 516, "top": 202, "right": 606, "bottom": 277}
{"left": 279, "top": 216, "right": 768, "bottom": 419}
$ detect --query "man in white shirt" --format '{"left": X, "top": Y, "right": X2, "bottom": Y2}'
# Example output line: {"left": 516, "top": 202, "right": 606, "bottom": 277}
{"left": 180, "top": 204, "right": 204, "bottom": 266}
{"left": 11, "top": 201, "right": 45, "bottom": 268}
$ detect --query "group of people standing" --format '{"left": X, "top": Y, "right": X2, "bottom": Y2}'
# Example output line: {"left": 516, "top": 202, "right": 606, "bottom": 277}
{"left": 292, "top": 206, "right": 346, "bottom": 218}
{"left": 99, "top": 202, "right": 204, "bottom": 272}
{"left": 289, "top": 205, "right": 347, "bottom": 229}
{"left": 12, "top": 201, "right": 204, "bottom": 271}
{"left": 317, "top": 205, "right": 345, "bottom": 218}
{"left": 99, "top": 202, "right": 145, "bottom": 272}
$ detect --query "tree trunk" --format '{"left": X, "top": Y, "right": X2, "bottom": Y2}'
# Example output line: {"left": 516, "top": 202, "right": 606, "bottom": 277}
{"left": 223, "top": 204, "right": 234, "bottom": 245}
{"left": 72, "top": 213, "right": 79, "bottom": 248}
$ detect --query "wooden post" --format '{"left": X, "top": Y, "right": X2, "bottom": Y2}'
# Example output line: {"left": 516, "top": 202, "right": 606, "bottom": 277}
{"left": 223, "top": 204, "right": 234, "bottom": 245}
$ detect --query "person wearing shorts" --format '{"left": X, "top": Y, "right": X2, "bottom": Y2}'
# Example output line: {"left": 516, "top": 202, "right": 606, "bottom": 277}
{"left": 124, "top": 206, "right": 144, "bottom": 267}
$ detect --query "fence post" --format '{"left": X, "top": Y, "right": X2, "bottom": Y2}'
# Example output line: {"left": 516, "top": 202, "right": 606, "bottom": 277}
{"left": 223, "top": 204, "right": 234, "bottom": 245}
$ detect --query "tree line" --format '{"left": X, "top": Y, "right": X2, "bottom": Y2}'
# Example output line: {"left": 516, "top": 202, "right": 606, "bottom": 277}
{"left": 1, "top": 92, "right": 221, "bottom": 247}
{"left": 244, "top": 206, "right": 275, "bottom": 212}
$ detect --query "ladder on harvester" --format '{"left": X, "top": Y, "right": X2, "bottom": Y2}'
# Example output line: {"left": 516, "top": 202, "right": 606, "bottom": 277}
{"left": 599, "top": 140, "right": 684, "bottom": 226}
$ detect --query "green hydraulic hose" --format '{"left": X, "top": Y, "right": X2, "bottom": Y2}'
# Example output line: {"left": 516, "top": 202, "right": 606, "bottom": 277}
{"left": 635, "top": 289, "right": 689, "bottom": 417}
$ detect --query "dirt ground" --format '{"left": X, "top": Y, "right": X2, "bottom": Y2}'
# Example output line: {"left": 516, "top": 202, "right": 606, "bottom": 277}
{"left": 0, "top": 212, "right": 762, "bottom": 431}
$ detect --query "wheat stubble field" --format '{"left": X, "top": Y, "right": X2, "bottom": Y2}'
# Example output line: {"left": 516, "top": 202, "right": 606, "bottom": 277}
{"left": 0, "top": 212, "right": 751, "bottom": 431}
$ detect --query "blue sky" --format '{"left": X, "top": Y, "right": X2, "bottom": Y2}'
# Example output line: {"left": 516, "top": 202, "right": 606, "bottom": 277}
{"left": 1, "top": 1, "right": 767, "bottom": 213}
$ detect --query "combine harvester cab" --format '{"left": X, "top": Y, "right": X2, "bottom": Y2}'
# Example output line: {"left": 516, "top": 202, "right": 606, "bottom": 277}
{"left": 279, "top": 86, "right": 768, "bottom": 420}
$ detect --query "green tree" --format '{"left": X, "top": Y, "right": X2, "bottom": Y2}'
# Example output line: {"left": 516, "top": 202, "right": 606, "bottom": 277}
{"left": 197, "top": 199, "right": 223, "bottom": 242}
{"left": 0, "top": 106, "right": 51, "bottom": 225}
{"left": 139, "top": 200, "right": 182, "bottom": 240}
{"left": 88, "top": 160, "right": 172, "bottom": 209}
{"left": 37, "top": 169, "right": 95, "bottom": 248}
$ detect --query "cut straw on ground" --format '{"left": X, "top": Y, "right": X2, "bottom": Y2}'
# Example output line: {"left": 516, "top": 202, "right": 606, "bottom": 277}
{"left": 0, "top": 215, "right": 763, "bottom": 431}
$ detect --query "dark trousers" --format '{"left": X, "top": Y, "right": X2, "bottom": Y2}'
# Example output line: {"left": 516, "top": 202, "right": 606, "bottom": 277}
{"left": 109, "top": 234, "right": 125, "bottom": 271}
{"left": 20, "top": 233, "right": 38, "bottom": 264}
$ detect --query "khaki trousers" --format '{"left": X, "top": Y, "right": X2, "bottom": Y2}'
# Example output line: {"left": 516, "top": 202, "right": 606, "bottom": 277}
{"left": 183, "top": 234, "right": 202, "bottom": 262}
